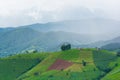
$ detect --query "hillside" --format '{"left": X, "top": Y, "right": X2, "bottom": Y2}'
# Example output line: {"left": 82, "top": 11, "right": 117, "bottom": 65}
{"left": 85, "top": 36, "right": 120, "bottom": 48}
{"left": 1, "top": 19, "right": 120, "bottom": 57}
{"left": 0, "top": 49, "right": 118, "bottom": 80}
{"left": 101, "top": 43, "right": 120, "bottom": 51}
{"left": 100, "top": 37, "right": 120, "bottom": 51}
{"left": 17, "top": 49, "right": 118, "bottom": 80}
{"left": 102, "top": 58, "right": 120, "bottom": 80}
{"left": 0, "top": 27, "right": 97, "bottom": 57}
{"left": 0, "top": 27, "right": 14, "bottom": 32}
{"left": 1, "top": 49, "right": 120, "bottom": 80}
{"left": 0, "top": 52, "right": 49, "bottom": 80}
{"left": 0, "top": 28, "right": 43, "bottom": 57}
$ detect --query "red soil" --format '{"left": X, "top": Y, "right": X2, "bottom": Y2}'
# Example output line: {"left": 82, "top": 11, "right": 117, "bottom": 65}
{"left": 48, "top": 59, "right": 73, "bottom": 70}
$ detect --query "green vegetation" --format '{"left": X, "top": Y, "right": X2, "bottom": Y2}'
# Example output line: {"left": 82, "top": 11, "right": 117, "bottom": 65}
{"left": 102, "top": 57, "right": 120, "bottom": 80}
{"left": 0, "top": 48, "right": 120, "bottom": 80}
{"left": 93, "top": 50, "right": 117, "bottom": 71}
{"left": 0, "top": 27, "right": 98, "bottom": 57}
{"left": 117, "top": 51, "right": 120, "bottom": 57}
{"left": 0, "top": 52, "right": 49, "bottom": 80}
{"left": 61, "top": 43, "right": 71, "bottom": 51}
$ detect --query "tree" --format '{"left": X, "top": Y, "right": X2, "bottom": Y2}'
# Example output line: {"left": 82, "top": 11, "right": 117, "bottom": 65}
{"left": 117, "top": 51, "right": 120, "bottom": 57}
{"left": 82, "top": 60, "right": 86, "bottom": 66}
{"left": 32, "top": 50, "right": 38, "bottom": 53}
{"left": 61, "top": 43, "right": 71, "bottom": 51}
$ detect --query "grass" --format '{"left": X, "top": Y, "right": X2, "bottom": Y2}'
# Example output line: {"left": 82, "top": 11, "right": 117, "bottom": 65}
{"left": 102, "top": 57, "right": 120, "bottom": 80}
{"left": 18, "top": 49, "right": 104, "bottom": 80}
{"left": 93, "top": 50, "right": 117, "bottom": 71}
{"left": 0, "top": 52, "right": 49, "bottom": 80}
{"left": 0, "top": 48, "right": 119, "bottom": 80}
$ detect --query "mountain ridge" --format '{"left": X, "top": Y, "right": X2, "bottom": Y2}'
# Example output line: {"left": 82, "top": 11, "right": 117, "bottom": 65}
{"left": 0, "top": 19, "right": 120, "bottom": 57}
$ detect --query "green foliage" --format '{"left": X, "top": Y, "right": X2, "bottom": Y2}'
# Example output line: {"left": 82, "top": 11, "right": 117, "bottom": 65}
{"left": 102, "top": 58, "right": 120, "bottom": 80}
{"left": 82, "top": 60, "right": 86, "bottom": 66}
{"left": 58, "top": 49, "right": 80, "bottom": 61}
{"left": 0, "top": 49, "right": 119, "bottom": 80}
{"left": 93, "top": 50, "right": 117, "bottom": 72}
{"left": 117, "top": 51, "right": 120, "bottom": 57}
{"left": 0, "top": 52, "right": 49, "bottom": 80}
{"left": 61, "top": 43, "right": 71, "bottom": 51}
{"left": 0, "top": 27, "right": 97, "bottom": 57}
{"left": 18, "top": 49, "right": 103, "bottom": 80}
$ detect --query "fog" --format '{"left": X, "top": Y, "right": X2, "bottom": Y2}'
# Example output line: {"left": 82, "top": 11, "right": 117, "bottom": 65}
{"left": 0, "top": 0, "right": 120, "bottom": 27}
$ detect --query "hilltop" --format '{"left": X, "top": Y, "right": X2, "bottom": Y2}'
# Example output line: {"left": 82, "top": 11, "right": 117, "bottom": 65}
{"left": 0, "top": 49, "right": 120, "bottom": 80}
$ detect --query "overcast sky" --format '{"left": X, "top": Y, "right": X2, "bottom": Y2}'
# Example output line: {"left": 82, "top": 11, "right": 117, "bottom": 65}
{"left": 0, "top": 0, "right": 120, "bottom": 27}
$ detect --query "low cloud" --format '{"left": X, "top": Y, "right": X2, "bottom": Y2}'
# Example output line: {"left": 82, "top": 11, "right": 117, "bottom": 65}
{"left": 0, "top": 0, "right": 120, "bottom": 27}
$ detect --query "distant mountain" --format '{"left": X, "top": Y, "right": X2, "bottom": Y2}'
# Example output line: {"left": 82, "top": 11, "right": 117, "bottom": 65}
{"left": 100, "top": 36, "right": 120, "bottom": 50}
{"left": 0, "top": 28, "right": 41, "bottom": 57}
{"left": 110, "top": 36, "right": 120, "bottom": 43}
{"left": 101, "top": 43, "right": 120, "bottom": 51}
{"left": 0, "top": 27, "right": 96, "bottom": 57}
{"left": 85, "top": 36, "right": 120, "bottom": 50}
{"left": 1, "top": 18, "right": 120, "bottom": 40}
{"left": 0, "top": 27, "right": 14, "bottom": 32}
{"left": 0, "top": 19, "right": 120, "bottom": 56}
{"left": 0, "top": 27, "right": 14, "bottom": 36}
{"left": 21, "top": 18, "right": 120, "bottom": 35}
{"left": 17, "top": 18, "right": 120, "bottom": 41}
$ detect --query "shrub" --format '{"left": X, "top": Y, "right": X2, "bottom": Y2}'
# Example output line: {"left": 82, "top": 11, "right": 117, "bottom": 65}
{"left": 34, "top": 72, "right": 39, "bottom": 76}
{"left": 115, "top": 63, "right": 118, "bottom": 67}
{"left": 117, "top": 51, "right": 120, "bottom": 57}
{"left": 104, "top": 68, "right": 111, "bottom": 73}
{"left": 48, "top": 75, "right": 54, "bottom": 78}
{"left": 82, "top": 60, "right": 86, "bottom": 66}
{"left": 61, "top": 43, "right": 71, "bottom": 51}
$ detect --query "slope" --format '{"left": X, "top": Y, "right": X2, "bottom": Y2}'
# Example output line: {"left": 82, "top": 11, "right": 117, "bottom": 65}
{"left": 0, "top": 27, "right": 43, "bottom": 57}
{"left": 102, "top": 57, "right": 120, "bottom": 80}
{"left": 17, "top": 49, "right": 117, "bottom": 80}
{"left": 101, "top": 43, "right": 120, "bottom": 51}
{"left": 0, "top": 27, "right": 98, "bottom": 57}
{"left": 0, "top": 52, "right": 49, "bottom": 80}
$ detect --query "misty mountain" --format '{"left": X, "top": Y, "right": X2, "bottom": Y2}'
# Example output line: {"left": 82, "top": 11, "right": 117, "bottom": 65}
{"left": 22, "top": 18, "right": 120, "bottom": 35}
{"left": 0, "top": 27, "right": 96, "bottom": 57}
{"left": 85, "top": 36, "right": 120, "bottom": 49}
{"left": 0, "top": 19, "right": 120, "bottom": 57}
{"left": 0, "top": 27, "right": 14, "bottom": 32}
{"left": 101, "top": 43, "right": 120, "bottom": 51}
{"left": 0, "top": 27, "right": 14, "bottom": 36}
{"left": 17, "top": 18, "right": 120, "bottom": 41}
{"left": 0, "top": 28, "right": 41, "bottom": 57}
{"left": 100, "top": 36, "right": 120, "bottom": 50}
